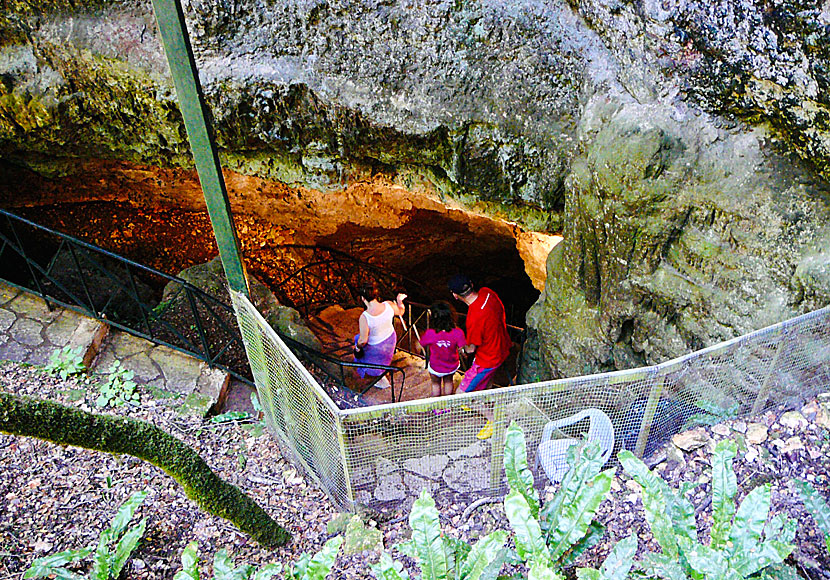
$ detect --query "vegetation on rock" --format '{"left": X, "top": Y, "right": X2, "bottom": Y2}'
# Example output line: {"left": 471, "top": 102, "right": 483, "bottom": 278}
{"left": 0, "top": 391, "right": 290, "bottom": 548}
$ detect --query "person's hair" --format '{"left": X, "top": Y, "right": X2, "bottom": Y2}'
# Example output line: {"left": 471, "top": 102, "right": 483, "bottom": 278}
{"left": 356, "top": 280, "right": 381, "bottom": 302}
{"left": 429, "top": 300, "right": 457, "bottom": 333}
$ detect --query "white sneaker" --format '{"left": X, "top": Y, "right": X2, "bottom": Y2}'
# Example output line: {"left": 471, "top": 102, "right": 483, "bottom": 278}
{"left": 375, "top": 376, "right": 391, "bottom": 389}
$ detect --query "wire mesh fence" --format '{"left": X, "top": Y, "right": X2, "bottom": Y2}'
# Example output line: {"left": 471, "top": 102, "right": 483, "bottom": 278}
{"left": 231, "top": 289, "right": 830, "bottom": 512}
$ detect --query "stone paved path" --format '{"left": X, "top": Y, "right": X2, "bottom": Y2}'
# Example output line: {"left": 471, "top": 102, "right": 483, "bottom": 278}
{"left": 0, "top": 280, "right": 230, "bottom": 416}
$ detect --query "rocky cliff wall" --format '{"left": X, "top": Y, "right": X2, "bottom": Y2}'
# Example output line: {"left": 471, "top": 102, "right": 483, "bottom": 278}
{"left": 1, "top": 0, "right": 829, "bottom": 380}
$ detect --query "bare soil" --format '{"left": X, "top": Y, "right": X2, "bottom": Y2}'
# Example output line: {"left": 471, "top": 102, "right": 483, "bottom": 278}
{"left": 2, "top": 360, "right": 830, "bottom": 580}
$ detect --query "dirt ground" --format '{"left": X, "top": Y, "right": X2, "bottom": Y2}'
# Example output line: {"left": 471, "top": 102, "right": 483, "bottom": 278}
{"left": 2, "top": 360, "right": 830, "bottom": 579}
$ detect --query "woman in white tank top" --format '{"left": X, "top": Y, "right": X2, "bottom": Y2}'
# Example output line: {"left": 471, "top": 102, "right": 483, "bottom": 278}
{"left": 353, "top": 281, "right": 406, "bottom": 389}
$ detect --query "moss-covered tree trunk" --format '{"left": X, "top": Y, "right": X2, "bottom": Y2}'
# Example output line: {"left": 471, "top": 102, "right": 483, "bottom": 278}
{"left": 0, "top": 391, "right": 291, "bottom": 548}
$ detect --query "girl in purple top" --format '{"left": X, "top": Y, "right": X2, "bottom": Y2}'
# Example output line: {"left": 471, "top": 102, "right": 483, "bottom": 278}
{"left": 418, "top": 301, "right": 466, "bottom": 397}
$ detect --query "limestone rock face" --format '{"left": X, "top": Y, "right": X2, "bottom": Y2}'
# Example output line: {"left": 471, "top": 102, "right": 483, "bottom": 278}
{"left": 521, "top": 94, "right": 830, "bottom": 380}
{"left": 568, "top": 0, "right": 830, "bottom": 180}
{"left": 0, "top": 0, "right": 589, "bottom": 212}
{"left": 2, "top": 0, "right": 830, "bottom": 381}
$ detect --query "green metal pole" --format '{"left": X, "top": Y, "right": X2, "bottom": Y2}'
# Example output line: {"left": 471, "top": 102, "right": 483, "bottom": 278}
{"left": 150, "top": 0, "right": 249, "bottom": 296}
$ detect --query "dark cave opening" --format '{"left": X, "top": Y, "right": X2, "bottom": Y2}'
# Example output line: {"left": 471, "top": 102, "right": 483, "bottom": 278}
{"left": 7, "top": 200, "right": 541, "bottom": 328}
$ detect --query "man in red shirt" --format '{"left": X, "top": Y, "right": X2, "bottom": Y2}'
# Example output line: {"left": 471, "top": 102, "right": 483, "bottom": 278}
{"left": 448, "top": 274, "right": 511, "bottom": 393}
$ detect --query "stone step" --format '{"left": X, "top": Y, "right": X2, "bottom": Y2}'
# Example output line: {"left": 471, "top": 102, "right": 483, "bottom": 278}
{"left": 0, "top": 280, "right": 230, "bottom": 417}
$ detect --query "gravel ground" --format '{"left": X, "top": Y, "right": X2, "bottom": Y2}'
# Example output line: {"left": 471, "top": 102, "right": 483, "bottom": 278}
{"left": 2, "top": 360, "right": 830, "bottom": 579}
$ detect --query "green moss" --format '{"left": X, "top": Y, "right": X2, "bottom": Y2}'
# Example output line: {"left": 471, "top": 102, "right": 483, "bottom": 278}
{"left": 0, "top": 42, "right": 191, "bottom": 169}
{"left": 180, "top": 392, "right": 213, "bottom": 417}
{"left": 0, "top": 391, "right": 291, "bottom": 548}
{"left": 3, "top": 0, "right": 120, "bottom": 14}
{"left": 222, "top": 150, "right": 306, "bottom": 185}
{"left": 0, "top": 92, "right": 54, "bottom": 135}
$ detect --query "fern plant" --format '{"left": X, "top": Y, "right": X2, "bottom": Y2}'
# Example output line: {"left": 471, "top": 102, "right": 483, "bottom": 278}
{"left": 174, "top": 537, "right": 343, "bottom": 580}
{"left": 619, "top": 440, "right": 795, "bottom": 579}
{"left": 501, "top": 422, "right": 632, "bottom": 579}
{"left": 372, "top": 422, "right": 634, "bottom": 580}
{"left": 371, "top": 490, "right": 509, "bottom": 580}
{"left": 794, "top": 478, "right": 830, "bottom": 554}
{"left": 24, "top": 490, "right": 148, "bottom": 580}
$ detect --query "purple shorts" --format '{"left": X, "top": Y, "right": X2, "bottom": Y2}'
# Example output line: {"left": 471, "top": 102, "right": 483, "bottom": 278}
{"left": 458, "top": 361, "right": 500, "bottom": 392}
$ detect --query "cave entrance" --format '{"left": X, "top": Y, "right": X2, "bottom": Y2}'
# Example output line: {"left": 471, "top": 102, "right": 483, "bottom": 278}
{"left": 5, "top": 182, "right": 553, "bottom": 407}
{"left": 11, "top": 199, "right": 544, "bottom": 327}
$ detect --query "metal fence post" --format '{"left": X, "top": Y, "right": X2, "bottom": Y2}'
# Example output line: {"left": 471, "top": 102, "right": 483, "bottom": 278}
{"left": 150, "top": 0, "right": 249, "bottom": 297}
{"left": 751, "top": 328, "right": 786, "bottom": 415}
{"left": 634, "top": 377, "right": 664, "bottom": 458}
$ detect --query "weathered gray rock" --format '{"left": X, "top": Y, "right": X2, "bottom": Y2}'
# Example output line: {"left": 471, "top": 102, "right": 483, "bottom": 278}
{"left": 165, "top": 256, "right": 322, "bottom": 352}
{"left": 521, "top": 93, "right": 830, "bottom": 380}
{"left": 746, "top": 422, "right": 769, "bottom": 445}
{"left": 442, "top": 456, "right": 490, "bottom": 493}
{"left": 779, "top": 411, "right": 809, "bottom": 431}
{"left": 1, "top": 0, "right": 829, "bottom": 386}
{"left": 375, "top": 457, "right": 399, "bottom": 478}
{"left": 374, "top": 472, "right": 406, "bottom": 501}
{"left": 447, "top": 441, "right": 487, "bottom": 460}
{"left": 402, "top": 454, "right": 449, "bottom": 480}
{"left": 403, "top": 472, "right": 440, "bottom": 496}
{"left": 672, "top": 427, "right": 710, "bottom": 452}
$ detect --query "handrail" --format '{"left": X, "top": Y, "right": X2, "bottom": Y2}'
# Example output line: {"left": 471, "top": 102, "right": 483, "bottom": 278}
{"left": 0, "top": 208, "right": 524, "bottom": 401}
{"left": 0, "top": 208, "right": 407, "bottom": 403}
{"left": 394, "top": 300, "right": 526, "bottom": 387}
{"left": 0, "top": 209, "right": 254, "bottom": 384}
{"left": 269, "top": 247, "right": 427, "bottom": 318}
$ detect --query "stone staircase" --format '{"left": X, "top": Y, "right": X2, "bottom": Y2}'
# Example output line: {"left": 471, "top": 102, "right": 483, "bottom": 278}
{"left": 308, "top": 304, "right": 451, "bottom": 404}
{"left": 0, "top": 280, "right": 235, "bottom": 416}
{"left": 0, "top": 278, "right": 456, "bottom": 414}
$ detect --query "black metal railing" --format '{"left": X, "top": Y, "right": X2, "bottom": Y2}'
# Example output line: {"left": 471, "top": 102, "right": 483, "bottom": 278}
{"left": 0, "top": 209, "right": 254, "bottom": 383}
{"left": 271, "top": 247, "right": 527, "bottom": 385}
{"left": 0, "top": 209, "right": 411, "bottom": 405}
{"left": 269, "top": 245, "right": 426, "bottom": 319}
{"left": 0, "top": 208, "right": 524, "bottom": 402}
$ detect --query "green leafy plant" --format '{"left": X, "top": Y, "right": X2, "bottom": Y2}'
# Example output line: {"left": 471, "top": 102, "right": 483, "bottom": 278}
{"left": 25, "top": 490, "right": 148, "bottom": 580}
{"left": 250, "top": 391, "right": 263, "bottom": 416}
{"left": 149, "top": 299, "right": 172, "bottom": 322}
{"left": 372, "top": 422, "right": 631, "bottom": 580}
{"left": 371, "top": 490, "right": 509, "bottom": 580}
{"left": 210, "top": 411, "right": 252, "bottom": 424}
{"left": 619, "top": 440, "right": 795, "bottom": 579}
{"left": 794, "top": 479, "right": 830, "bottom": 554}
{"left": 684, "top": 401, "right": 741, "bottom": 429}
{"left": 576, "top": 535, "right": 637, "bottom": 580}
{"left": 174, "top": 536, "right": 343, "bottom": 580}
{"left": 46, "top": 346, "right": 87, "bottom": 380}
{"left": 210, "top": 393, "right": 267, "bottom": 438}
{"left": 96, "top": 360, "right": 140, "bottom": 408}
{"left": 501, "top": 422, "right": 626, "bottom": 579}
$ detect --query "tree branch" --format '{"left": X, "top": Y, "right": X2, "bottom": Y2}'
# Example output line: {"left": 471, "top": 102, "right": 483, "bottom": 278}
{"left": 0, "top": 391, "right": 290, "bottom": 548}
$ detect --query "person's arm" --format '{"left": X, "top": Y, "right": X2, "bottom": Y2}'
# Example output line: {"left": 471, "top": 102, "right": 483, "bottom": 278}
{"left": 390, "top": 293, "right": 407, "bottom": 316}
{"left": 356, "top": 313, "right": 369, "bottom": 348}
{"left": 455, "top": 328, "right": 468, "bottom": 352}
{"left": 416, "top": 329, "right": 433, "bottom": 356}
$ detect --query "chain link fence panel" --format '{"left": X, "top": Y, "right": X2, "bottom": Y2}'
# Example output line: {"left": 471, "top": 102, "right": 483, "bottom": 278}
{"left": 232, "top": 289, "right": 829, "bottom": 512}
